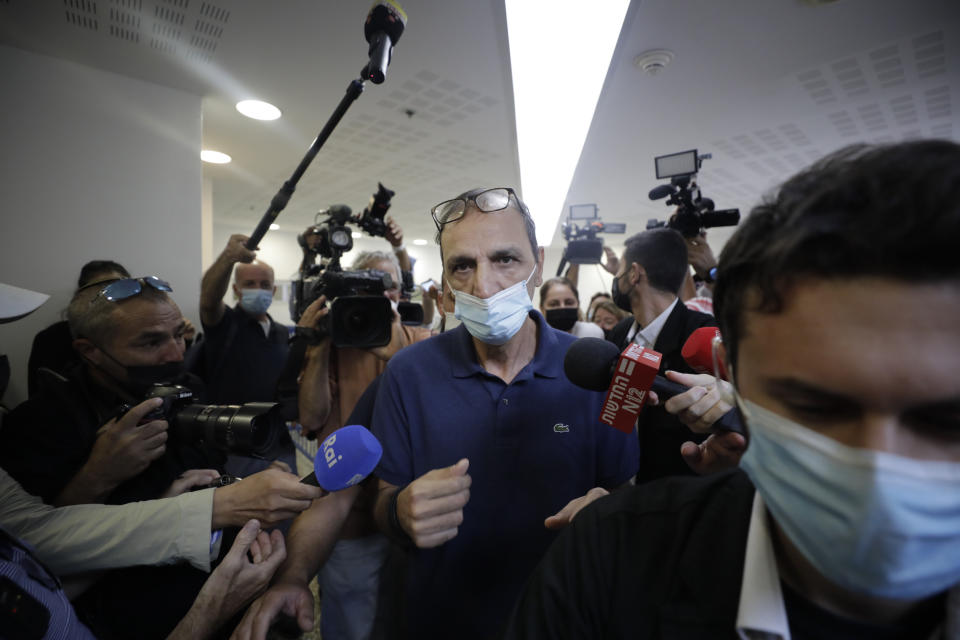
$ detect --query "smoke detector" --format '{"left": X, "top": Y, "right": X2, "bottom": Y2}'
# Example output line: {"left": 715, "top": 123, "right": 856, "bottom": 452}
{"left": 633, "top": 49, "right": 675, "bottom": 75}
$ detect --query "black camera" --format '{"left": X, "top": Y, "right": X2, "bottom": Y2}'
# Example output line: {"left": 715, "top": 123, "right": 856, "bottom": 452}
{"left": 292, "top": 186, "right": 400, "bottom": 349}
{"left": 556, "top": 204, "right": 626, "bottom": 275}
{"left": 298, "top": 268, "right": 395, "bottom": 348}
{"left": 647, "top": 149, "right": 740, "bottom": 238}
{"left": 140, "top": 384, "right": 283, "bottom": 457}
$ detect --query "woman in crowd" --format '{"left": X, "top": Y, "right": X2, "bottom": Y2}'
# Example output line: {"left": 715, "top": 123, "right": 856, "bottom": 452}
{"left": 538, "top": 277, "right": 604, "bottom": 338}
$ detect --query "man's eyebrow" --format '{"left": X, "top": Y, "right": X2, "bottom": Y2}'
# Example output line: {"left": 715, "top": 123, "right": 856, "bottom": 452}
{"left": 489, "top": 247, "right": 523, "bottom": 260}
{"left": 763, "top": 377, "right": 857, "bottom": 404}
{"left": 133, "top": 330, "right": 171, "bottom": 343}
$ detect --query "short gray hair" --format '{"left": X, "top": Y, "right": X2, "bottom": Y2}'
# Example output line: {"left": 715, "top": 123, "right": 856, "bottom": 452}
{"left": 351, "top": 250, "right": 401, "bottom": 286}
{"left": 67, "top": 283, "right": 173, "bottom": 344}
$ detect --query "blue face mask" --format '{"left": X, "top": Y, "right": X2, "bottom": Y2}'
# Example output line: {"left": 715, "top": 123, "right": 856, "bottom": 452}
{"left": 239, "top": 288, "right": 273, "bottom": 316}
{"left": 738, "top": 397, "right": 960, "bottom": 600}
{"left": 450, "top": 265, "right": 536, "bottom": 345}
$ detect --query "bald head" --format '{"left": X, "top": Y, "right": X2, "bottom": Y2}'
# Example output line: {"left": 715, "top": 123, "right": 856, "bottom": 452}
{"left": 235, "top": 260, "right": 275, "bottom": 286}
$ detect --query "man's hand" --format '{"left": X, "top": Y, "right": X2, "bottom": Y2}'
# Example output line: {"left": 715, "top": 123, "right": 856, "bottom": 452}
{"left": 296, "top": 295, "right": 330, "bottom": 332}
{"left": 385, "top": 216, "right": 404, "bottom": 248}
{"left": 681, "top": 431, "right": 747, "bottom": 475}
{"left": 222, "top": 234, "right": 257, "bottom": 265}
{"left": 368, "top": 306, "right": 403, "bottom": 361}
{"left": 397, "top": 459, "right": 471, "bottom": 548}
{"left": 685, "top": 233, "right": 717, "bottom": 280}
{"left": 85, "top": 398, "right": 170, "bottom": 488}
{"left": 162, "top": 469, "right": 221, "bottom": 498}
{"left": 169, "top": 519, "right": 286, "bottom": 640}
{"left": 212, "top": 468, "right": 325, "bottom": 529}
{"left": 659, "top": 371, "right": 733, "bottom": 433}
{"left": 544, "top": 487, "right": 609, "bottom": 530}
{"left": 601, "top": 246, "right": 620, "bottom": 275}
{"left": 229, "top": 580, "right": 315, "bottom": 640}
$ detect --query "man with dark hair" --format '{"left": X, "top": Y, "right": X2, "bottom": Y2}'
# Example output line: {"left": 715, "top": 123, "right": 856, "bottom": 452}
{"left": 27, "top": 259, "right": 131, "bottom": 396}
{"left": 607, "top": 228, "right": 717, "bottom": 480}
{"left": 0, "top": 276, "right": 324, "bottom": 639}
{"left": 503, "top": 139, "right": 960, "bottom": 639}
{"left": 234, "top": 187, "right": 639, "bottom": 640}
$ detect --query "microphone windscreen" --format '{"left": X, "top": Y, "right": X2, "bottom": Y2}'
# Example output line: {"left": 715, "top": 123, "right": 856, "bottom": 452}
{"left": 310, "top": 424, "right": 383, "bottom": 491}
{"left": 681, "top": 326, "right": 725, "bottom": 378}
{"left": 364, "top": 1, "right": 407, "bottom": 44}
{"left": 564, "top": 337, "right": 621, "bottom": 391}
{"left": 648, "top": 184, "right": 675, "bottom": 201}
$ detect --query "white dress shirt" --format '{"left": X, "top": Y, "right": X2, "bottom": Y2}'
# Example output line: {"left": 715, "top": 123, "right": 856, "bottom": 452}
{"left": 625, "top": 297, "right": 678, "bottom": 349}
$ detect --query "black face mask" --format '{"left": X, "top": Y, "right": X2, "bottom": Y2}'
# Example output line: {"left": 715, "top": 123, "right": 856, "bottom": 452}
{"left": 545, "top": 307, "right": 578, "bottom": 332}
{"left": 611, "top": 274, "right": 633, "bottom": 312}
{"left": 94, "top": 346, "right": 185, "bottom": 397}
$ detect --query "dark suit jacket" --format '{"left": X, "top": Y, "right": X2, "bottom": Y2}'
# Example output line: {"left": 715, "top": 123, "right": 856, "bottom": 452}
{"left": 607, "top": 300, "right": 717, "bottom": 482}
{"left": 502, "top": 470, "right": 754, "bottom": 639}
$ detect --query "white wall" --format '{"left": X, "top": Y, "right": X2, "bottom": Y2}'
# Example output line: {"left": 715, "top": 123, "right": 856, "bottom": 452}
{"left": 0, "top": 45, "right": 203, "bottom": 407}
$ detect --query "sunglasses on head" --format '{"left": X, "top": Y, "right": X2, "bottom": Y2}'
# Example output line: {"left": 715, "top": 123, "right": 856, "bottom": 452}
{"left": 94, "top": 276, "right": 173, "bottom": 302}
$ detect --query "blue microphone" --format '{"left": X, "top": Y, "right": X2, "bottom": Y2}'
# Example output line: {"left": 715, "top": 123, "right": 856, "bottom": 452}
{"left": 301, "top": 424, "right": 383, "bottom": 491}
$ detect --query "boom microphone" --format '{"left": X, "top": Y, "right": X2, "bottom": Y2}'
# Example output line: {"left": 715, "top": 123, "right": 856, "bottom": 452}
{"left": 301, "top": 424, "right": 383, "bottom": 491}
{"left": 363, "top": 1, "right": 407, "bottom": 84}
{"left": 681, "top": 326, "right": 729, "bottom": 380}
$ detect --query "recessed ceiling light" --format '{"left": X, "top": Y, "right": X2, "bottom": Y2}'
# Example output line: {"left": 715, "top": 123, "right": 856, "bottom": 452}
{"left": 269, "top": 223, "right": 280, "bottom": 230}
{"left": 201, "top": 150, "right": 231, "bottom": 164}
{"left": 413, "top": 239, "right": 428, "bottom": 246}
{"left": 351, "top": 232, "right": 362, "bottom": 239}
{"left": 236, "top": 100, "right": 282, "bottom": 121}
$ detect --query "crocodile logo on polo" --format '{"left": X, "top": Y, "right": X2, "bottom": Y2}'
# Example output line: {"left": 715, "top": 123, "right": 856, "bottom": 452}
{"left": 553, "top": 423, "right": 570, "bottom": 433}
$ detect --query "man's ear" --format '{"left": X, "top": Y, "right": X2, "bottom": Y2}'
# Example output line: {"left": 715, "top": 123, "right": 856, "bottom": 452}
{"left": 535, "top": 246, "right": 545, "bottom": 287}
{"left": 73, "top": 338, "right": 101, "bottom": 364}
{"left": 232, "top": 283, "right": 240, "bottom": 300}
{"left": 631, "top": 263, "right": 645, "bottom": 287}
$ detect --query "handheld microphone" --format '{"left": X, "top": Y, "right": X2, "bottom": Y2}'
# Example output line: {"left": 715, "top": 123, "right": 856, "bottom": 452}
{"left": 300, "top": 424, "right": 383, "bottom": 491}
{"left": 564, "top": 337, "right": 744, "bottom": 435}
{"left": 362, "top": 1, "right": 407, "bottom": 84}
{"left": 564, "top": 338, "right": 687, "bottom": 434}
{"left": 680, "top": 327, "right": 729, "bottom": 380}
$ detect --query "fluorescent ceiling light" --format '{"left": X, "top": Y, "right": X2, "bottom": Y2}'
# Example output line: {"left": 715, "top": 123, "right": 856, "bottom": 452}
{"left": 505, "top": 0, "right": 629, "bottom": 246}
{"left": 201, "top": 149, "right": 231, "bottom": 164}
{"left": 413, "top": 239, "right": 428, "bottom": 246}
{"left": 236, "top": 99, "right": 282, "bottom": 121}
{"left": 269, "top": 223, "right": 280, "bottom": 230}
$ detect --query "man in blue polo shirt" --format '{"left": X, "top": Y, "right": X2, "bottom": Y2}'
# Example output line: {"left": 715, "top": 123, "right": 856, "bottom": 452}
{"left": 367, "top": 187, "right": 639, "bottom": 639}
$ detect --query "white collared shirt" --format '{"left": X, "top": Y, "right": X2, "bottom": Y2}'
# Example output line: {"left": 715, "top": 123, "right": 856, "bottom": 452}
{"left": 735, "top": 493, "right": 960, "bottom": 640}
{"left": 625, "top": 297, "right": 678, "bottom": 349}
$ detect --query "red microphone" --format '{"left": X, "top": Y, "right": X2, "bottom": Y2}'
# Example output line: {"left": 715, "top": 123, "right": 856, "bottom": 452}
{"left": 680, "top": 326, "right": 728, "bottom": 380}
{"left": 564, "top": 339, "right": 687, "bottom": 435}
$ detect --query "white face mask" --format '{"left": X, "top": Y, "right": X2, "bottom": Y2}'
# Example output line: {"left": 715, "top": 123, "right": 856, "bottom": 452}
{"left": 449, "top": 264, "right": 537, "bottom": 345}
{"left": 442, "top": 311, "right": 462, "bottom": 332}
{"left": 737, "top": 396, "right": 960, "bottom": 600}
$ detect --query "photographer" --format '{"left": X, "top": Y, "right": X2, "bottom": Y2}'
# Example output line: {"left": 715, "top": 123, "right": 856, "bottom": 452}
{"left": 199, "top": 235, "right": 296, "bottom": 477}
{"left": 291, "top": 247, "right": 430, "bottom": 640}
{"left": 0, "top": 277, "right": 323, "bottom": 639}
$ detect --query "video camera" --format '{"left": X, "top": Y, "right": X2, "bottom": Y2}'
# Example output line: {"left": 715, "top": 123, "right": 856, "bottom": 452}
{"left": 291, "top": 183, "right": 398, "bottom": 348}
{"left": 556, "top": 204, "right": 626, "bottom": 276}
{"left": 138, "top": 384, "right": 284, "bottom": 457}
{"left": 646, "top": 149, "right": 740, "bottom": 238}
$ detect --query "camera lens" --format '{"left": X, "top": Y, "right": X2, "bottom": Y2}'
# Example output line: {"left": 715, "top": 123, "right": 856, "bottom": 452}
{"left": 171, "top": 402, "right": 282, "bottom": 457}
{"left": 330, "top": 296, "right": 392, "bottom": 348}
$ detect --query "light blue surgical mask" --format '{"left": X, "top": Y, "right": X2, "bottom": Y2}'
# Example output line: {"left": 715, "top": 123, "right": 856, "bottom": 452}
{"left": 239, "top": 288, "right": 273, "bottom": 316}
{"left": 738, "top": 396, "right": 960, "bottom": 600}
{"left": 450, "top": 265, "right": 536, "bottom": 345}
